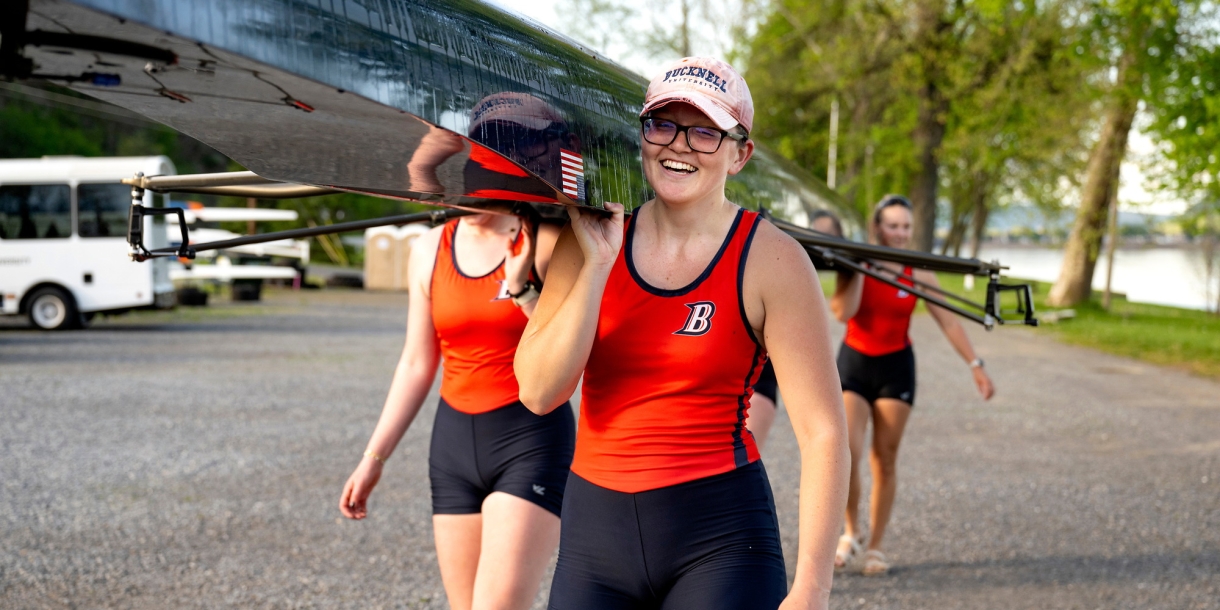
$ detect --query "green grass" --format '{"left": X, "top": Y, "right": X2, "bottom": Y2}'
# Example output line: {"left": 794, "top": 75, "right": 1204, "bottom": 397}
{"left": 936, "top": 273, "right": 1220, "bottom": 378}
{"left": 818, "top": 270, "right": 1220, "bottom": 377}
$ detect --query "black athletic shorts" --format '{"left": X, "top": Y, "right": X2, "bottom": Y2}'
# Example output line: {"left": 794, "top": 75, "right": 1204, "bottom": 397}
{"left": 836, "top": 342, "right": 917, "bottom": 407}
{"left": 753, "top": 359, "right": 778, "bottom": 403}
{"left": 547, "top": 461, "right": 787, "bottom": 610}
{"left": 428, "top": 397, "right": 575, "bottom": 517}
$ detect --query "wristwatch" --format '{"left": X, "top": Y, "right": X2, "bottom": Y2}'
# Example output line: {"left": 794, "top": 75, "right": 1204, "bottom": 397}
{"left": 510, "top": 280, "right": 540, "bottom": 307}
{"left": 969, "top": 357, "right": 985, "bottom": 369}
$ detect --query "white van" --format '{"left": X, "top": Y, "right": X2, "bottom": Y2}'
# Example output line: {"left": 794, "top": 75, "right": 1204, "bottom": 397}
{"left": 0, "top": 156, "right": 175, "bottom": 329}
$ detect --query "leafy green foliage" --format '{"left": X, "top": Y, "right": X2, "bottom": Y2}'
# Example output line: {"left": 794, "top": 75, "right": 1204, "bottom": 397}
{"left": 0, "top": 102, "right": 104, "bottom": 158}
{"left": 1144, "top": 3, "right": 1220, "bottom": 206}
{"left": 744, "top": 0, "right": 919, "bottom": 223}
{"left": 0, "top": 84, "right": 229, "bottom": 174}
{"left": 557, "top": 0, "right": 763, "bottom": 73}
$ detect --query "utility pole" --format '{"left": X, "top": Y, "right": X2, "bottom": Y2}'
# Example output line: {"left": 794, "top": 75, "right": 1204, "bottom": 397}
{"left": 247, "top": 197, "right": 257, "bottom": 236}
{"left": 679, "top": 0, "right": 691, "bottom": 57}
{"left": 827, "top": 97, "right": 839, "bottom": 189}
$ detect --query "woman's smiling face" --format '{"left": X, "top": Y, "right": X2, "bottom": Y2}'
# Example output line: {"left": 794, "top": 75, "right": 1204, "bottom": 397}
{"left": 641, "top": 102, "right": 753, "bottom": 207}
{"left": 876, "top": 204, "right": 913, "bottom": 249}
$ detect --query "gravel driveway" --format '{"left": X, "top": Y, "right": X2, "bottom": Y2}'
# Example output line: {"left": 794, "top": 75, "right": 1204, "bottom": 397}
{"left": 1, "top": 289, "right": 1216, "bottom": 609}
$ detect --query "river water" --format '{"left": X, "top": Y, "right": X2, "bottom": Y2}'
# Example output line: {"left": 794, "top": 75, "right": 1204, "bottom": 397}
{"left": 977, "top": 246, "right": 1220, "bottom": 311}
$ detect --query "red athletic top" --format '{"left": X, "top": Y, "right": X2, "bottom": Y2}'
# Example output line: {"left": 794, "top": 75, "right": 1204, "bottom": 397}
{"left": 431, "top": 220, "right": 530, "bottom": 414}
{"left": 575, "top": 208, "right": 767, "bottom": 493}
{"left": 843, "top": 267, "right": 917, "bottom": 356}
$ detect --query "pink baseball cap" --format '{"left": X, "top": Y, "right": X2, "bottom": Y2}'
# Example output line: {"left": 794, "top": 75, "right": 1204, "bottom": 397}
{"left": 641, "top": 57, "right": 754, "bottom": 134}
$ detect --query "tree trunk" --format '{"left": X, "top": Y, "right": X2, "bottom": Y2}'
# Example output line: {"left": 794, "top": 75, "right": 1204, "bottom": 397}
{"left": 909, "top": 0, "right": 949, "bottom": 252}
{"left": 968, "top": 186, "right": 991, "bottom": 260}
{"left": 1048, "top": 51, "right": 1140, "bottom": 307}
{"left": 910, "top": 89, "right": 947, "bottom": 252}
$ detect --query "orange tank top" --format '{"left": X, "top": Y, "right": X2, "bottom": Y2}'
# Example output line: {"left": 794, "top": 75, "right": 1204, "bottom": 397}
{"left": 575, "top": 208, "right": 767, "bottom": 493}
{"left": 843, "top": 267, "right": 917, "bottom": 356}
{"left": 431, "top": 219, "right": 531, "bottom": 414}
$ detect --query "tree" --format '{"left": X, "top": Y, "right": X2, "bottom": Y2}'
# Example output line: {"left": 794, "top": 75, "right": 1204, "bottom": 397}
{"left": 939, "top": 0, "right": 1098, "bottom": 257}
{"left": 556, "top": 0, "right": 763, "bottom": 74}
{"left": 1047, "top": 0, "right": 1193, "bottom": 306}
{"left": 1144, "top": 4, "right": 1220, "bottom": 313}
{"left": 745, "top": 0, "right": 1097, "bottom": 250}
{"left": 745, "top": 0, "right": 914, "bottom": 224}
{"left": 1143, "top": 3, "right": 1219, "bottom": 204}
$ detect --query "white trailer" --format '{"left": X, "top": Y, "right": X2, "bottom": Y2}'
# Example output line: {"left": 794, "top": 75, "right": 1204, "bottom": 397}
{"left": 0, "top": 156, "right": 175, "bottom": 329}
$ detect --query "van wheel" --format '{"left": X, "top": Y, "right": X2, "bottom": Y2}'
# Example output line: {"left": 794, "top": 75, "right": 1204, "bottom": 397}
{"left": 28, "top": 287, "right": 82, "bottom": 330}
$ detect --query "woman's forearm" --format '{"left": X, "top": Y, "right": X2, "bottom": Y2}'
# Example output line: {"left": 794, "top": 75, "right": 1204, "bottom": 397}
{"left": 516, "top": 263, "right": 611, "bottom": 413}
{"left": 365, "top": 361, "right": 438, "bottom": 459}
{"left": 830, "top": 273, "right": 863, "bottom": 322}
{"left": 791, "top": 426, "right": 850, "bottom": 596}
{"left": 936, "top": 311, "right": 978, "bottom": 364}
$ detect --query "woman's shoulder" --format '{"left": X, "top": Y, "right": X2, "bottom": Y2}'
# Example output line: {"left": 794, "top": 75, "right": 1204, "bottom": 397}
{"left": 408, "top": 224, "right": 447, "bottom": 269}
{"left": 415, "top": 223, "right": 447, "bottom": 252}
{"left": 746, "top": 217, "right": 810, "bottom": 268}
{"left": 743, "top": 218, "right": 818, "bottom": 297}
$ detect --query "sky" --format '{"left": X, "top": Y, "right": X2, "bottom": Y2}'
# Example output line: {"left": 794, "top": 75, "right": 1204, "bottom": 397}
{"left": 486, "top": 0, "right": 677, "bottom": 77}
{"left": 485, "top": 0, "right": 559, "bottom": 28}
{"left": 487, "top": 0, "right": 1189, "bottom": 216}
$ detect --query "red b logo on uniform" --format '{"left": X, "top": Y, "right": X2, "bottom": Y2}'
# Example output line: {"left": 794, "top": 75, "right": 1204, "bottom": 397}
{"left": 674, "top": 301, "right": 716, "bottom": 336}
{"left": 493, "top": 280, "right": 513, "bottom": 301}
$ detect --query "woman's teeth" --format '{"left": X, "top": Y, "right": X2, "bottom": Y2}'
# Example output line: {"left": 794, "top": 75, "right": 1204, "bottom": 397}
{"left": 661, "top": 159, "right": 697, "bottom": 173}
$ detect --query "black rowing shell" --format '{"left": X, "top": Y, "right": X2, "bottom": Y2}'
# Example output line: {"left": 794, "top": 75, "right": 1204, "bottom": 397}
{"left": 19, "top": 0, "right": 855, "bottom": 232}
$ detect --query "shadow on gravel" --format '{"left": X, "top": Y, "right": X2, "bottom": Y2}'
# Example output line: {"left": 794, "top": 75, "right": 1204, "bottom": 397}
{"left": 855, "top": 550, "right": 1220, "bottom": 590}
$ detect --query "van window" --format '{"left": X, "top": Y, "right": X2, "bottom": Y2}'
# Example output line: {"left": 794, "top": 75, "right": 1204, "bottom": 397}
{"left": 78, "top": 183, "right": 131, "bottom": 238}
{"left": 0, "top": 184, "right": 72, "bottom": 240}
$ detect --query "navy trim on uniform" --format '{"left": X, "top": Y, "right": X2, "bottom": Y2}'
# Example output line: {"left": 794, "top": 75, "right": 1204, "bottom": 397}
{"left": 731, "top": 214, "right": 765, "bottom": 467}
{"left": 450, "top": 221, "right": 510, "bottom": 280}
{"left": 625, "top": 206, "right": 745, "bottom": 298}
{"left": 735, "top": 214, "right": 764, "bottom": 348}
{"left": 733, "top": 345, "right": 765, "bottom": 467}
{"left": 753, "top": 360, "right": 778, "bottom": 403}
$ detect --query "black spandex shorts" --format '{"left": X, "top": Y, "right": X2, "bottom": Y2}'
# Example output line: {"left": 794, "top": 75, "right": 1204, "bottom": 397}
{"left": 753, "top": 360, "right": 778, "bottom": 403}
{"left": 547, "top": 461, "right": 787, "bottom": 610}
{"left": 428, "top": 397, "right": 575, "bottom": 517}
{"left": 836, "top": 343, "right": 917, "bottom": 407}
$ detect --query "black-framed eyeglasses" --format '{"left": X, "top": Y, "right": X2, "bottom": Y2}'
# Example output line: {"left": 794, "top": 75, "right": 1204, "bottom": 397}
{"left": 640, "top": 117, "right": 746, "bottom": 154}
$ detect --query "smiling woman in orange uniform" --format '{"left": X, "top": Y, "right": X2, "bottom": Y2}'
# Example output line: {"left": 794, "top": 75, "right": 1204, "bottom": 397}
{"left": 829, "top": 195, "right": 996, "bottom": 576}
{"left": 515, "top": 57, "right": 848, "bottom": 610}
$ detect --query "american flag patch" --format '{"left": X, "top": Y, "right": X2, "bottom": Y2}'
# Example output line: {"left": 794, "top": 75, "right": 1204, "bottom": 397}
{"left": 560, "top": 149, "right": 585, "bottom": 200}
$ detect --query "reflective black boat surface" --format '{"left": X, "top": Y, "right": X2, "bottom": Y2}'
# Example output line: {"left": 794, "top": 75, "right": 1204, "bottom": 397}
{"left": 15, "top": 0, "right": 854, "bottom": 232}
